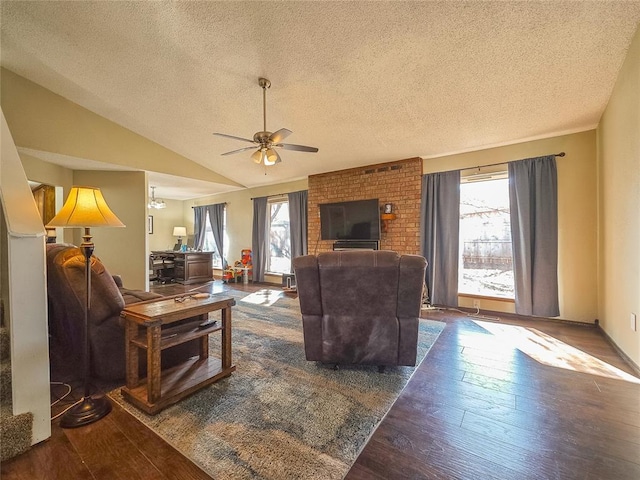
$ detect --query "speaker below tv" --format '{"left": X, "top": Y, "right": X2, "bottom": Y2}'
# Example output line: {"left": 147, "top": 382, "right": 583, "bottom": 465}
{"left": 332, "top": 240, "right": 379, "bottom": 250}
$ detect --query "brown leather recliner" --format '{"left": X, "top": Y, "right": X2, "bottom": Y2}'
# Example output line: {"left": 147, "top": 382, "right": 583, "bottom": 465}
{"left": 46, "top": 244, "right": 199, "bottom": 380}
{"left": 293, "top": 250, "right": 427, "bottom": 367}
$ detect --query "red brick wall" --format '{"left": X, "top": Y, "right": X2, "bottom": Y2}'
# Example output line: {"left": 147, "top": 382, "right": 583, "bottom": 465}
{"left": 307, "top": 157, "right": 422, "bottom": 255}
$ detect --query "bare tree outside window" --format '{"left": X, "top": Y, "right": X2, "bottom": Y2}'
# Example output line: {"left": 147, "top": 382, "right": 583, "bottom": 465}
{"left": 459, "top": 176, "right": 514, "bottom": 298}
{"left": 267, "top": 200, "right": 291, "bottom": 274}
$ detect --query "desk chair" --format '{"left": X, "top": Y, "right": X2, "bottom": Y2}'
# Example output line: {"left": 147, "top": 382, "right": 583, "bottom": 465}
{"left": 149, "top": 253, "right": 174, "bottom": 284}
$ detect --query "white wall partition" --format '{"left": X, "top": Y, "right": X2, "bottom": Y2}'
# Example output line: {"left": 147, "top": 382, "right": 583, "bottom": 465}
{"left": 0, "top": 110, "right": 51, "bottom": 444}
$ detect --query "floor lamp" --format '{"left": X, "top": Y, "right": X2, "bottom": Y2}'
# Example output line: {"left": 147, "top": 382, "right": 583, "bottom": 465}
{"left": 47, "top": 186, "right": 125, "bottom": 428}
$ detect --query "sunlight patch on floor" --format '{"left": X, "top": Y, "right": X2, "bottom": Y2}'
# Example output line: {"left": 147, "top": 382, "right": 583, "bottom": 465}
{"left": 240, "top": 289, "right": 285, "bottom": 306}
{"left": 474, "top": 320, "right": 640, "bottom": 384}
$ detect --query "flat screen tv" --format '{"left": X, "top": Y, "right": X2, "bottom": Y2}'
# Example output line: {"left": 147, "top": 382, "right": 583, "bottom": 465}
{"left": 319, "top": 199, "right": 380, "bottom": 241}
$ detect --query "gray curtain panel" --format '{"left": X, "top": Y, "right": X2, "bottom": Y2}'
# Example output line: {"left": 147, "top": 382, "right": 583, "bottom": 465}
{"left": 252, "top": 196, "right": 268, "bottom": 282}
{"left": 207, "top": 203, "right": 226, "bottom": 268}
{"left": 420, "top": 170, "right": 460, "bottom": 306}
{"left": 193, "top": 205, "right": 207, "bottom": 251}
{"left": 508, "top": 155, "right": 559, "bottom": 317}
{"left": 288, "top": 190, "right": 308, "bottom": 271}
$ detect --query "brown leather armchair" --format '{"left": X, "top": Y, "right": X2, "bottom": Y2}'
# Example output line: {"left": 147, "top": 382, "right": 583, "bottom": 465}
{"left": 46, "top": 244, "right": 199, "bottom": 380}
{"left": 293, "top": 250, "right": 427, "bottom": 367}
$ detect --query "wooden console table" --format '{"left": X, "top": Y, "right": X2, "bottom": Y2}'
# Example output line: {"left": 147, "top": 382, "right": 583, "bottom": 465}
{"left": 120, "top": 294, "right": 236, "bottom": 414}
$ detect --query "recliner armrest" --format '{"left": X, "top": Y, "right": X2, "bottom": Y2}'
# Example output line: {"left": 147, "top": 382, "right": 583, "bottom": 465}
{"left": 120, "top": 288, "right": 163, "bottom": 305}
{"left": 293, "top": 255, "right": 322, "bottom": 316}
{"left": 397, "top": 255, "right": 427, "bottom": 318}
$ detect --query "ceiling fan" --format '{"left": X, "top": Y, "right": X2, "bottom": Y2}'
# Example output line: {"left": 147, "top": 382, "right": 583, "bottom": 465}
{"left": 213, "top": 77, "right": 318, "bottom": 166}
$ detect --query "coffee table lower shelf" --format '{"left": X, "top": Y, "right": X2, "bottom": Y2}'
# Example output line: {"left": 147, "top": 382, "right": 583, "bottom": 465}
{"left": 121, "top": 356, "right": 236, "bottom": 415}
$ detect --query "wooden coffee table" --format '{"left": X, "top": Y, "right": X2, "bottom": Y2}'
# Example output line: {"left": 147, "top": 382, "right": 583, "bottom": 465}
{"left": 120, "top": 294, "right": 236, "bottom": 414}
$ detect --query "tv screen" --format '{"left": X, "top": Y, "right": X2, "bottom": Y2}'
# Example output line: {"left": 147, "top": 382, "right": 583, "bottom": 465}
{"left": 319, "top": 199, "right": 380, "bottom": 241}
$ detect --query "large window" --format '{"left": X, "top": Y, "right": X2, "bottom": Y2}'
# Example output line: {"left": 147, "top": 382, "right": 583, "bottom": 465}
{"left": 458, "top": 173, "right": 514, "bottom": 299}
{"left": 202, "top": 209, "right": 227, "bottom": 269}
{"left": 267, "top": 198, "right": 291, "bottom": 274}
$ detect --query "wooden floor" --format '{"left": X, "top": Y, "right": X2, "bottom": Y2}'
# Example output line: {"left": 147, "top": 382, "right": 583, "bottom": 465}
{"left": 347, "top": 309, "right": 640, "bottom": 480}
{"left": 2, "top": 281, "right": 639, "bottom": 479}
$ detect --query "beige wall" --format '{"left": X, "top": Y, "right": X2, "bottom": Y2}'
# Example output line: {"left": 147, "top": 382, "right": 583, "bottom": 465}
{"left": 20, "top": 152, "right": 73, "bottom": 190}
{"left": 185, "top": 179, "right": 308, "bottom": 283}
{"left": 73, "top": 170, "right": 147, "bottom": 290}
{"left": 0, "top": 68, "right": 241, "bottom": 189}
{"left": 148, "top": 199, "right": 186, "bottom": 252}
{"left": 597, "top": 26, "right": 640, "bottom": 367}
{"left": 424, "top": 130, "right": 598, "bottom": 323}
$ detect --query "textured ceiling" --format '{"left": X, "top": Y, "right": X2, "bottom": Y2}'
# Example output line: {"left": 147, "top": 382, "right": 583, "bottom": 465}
{"left": 2, "top": 1, "right": 640, "bottom": 199}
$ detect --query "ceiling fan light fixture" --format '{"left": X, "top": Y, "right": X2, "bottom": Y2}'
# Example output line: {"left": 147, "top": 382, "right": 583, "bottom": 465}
{"left": 264, "top": 148, "right": 280, "bottom": 166}
{"left": 252, "top": 149, "right": 263, "bottom": 164}
{"left": 262, "top": 152, "right": 274, "bottom": 166}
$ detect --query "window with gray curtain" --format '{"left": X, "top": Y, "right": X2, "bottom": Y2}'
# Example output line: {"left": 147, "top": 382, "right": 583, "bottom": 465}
{"left": 288, "top": 190, "right": 308, "bottom": 271}
{"left": 251, "top": 196, "right": 268, "bottom": 282}
{"left": 420, "top": 170, "right": 461, "bottom": 307}
{"left": 207, "top": 203, "right": 226, "bottom": 269}
{"left": 508, "top": 155, "right": 559, "bottom": 317}
{"left": 193, "top": 206, "right": 207, "bottom": 251}
{"left": 193, "top": 204, "right": 226, "bottom": 268}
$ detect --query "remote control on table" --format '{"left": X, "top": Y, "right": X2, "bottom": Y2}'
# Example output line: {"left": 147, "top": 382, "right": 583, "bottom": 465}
{"left": 198, "top": 319, "right": 217, "bottom": 328}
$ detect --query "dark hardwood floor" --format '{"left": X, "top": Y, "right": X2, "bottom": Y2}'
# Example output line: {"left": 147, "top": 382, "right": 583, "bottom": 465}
{"left": 347, "top": 309, "right": 640, "bottom": 480}
{"left": 2, "top": 280, "right": 639, "bottom": 479}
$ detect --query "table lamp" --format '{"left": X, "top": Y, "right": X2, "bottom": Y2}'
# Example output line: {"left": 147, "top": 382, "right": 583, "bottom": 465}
{"left": 46, "top": 186, "right": 125, "bottom": 428}
{"left": 173, "top": 226, "right": 187, "bottom": 250}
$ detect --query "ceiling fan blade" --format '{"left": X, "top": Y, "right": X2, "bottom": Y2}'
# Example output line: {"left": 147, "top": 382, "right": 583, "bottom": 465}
{"left": 269, "top": 128, "right": 292, "bottom": 144}
{"left": 213, "top": 132, "right": 256, "bottom": 144}
{"left": 277, "top": 143, "right": 319, "bottom": 153}
{"left": 221, "top": 146, "right": 260, "bottom": 156}
{"left": 251, "top": 149, "right": 263, "bottom": 164}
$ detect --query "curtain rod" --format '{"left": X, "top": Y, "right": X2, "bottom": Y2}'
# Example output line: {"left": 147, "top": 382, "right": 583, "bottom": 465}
{"left": 469, "top": 151, "right": 565, "bottom": 171}
{"left": 440, "top": 151, "right": 565, "bottom": 175}
{"left": 191, "top": 202, "right": 227, "bottom": 208}
{"left": 250, "top": 190, "right": 303, "bottom": 200}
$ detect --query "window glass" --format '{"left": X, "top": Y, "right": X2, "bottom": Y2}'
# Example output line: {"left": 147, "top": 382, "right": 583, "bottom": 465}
{"left": 202, "top": 209, "right": 227, "bottom": 269}
{"left": 458, "top": 176, "right": 514, "bottom": 299}
{"left": 267, "top": 200, "right": 291, "bottom": 274}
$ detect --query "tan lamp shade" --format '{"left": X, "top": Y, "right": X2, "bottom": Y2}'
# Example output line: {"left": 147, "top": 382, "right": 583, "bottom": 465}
{"left": 46, "top": 186, "right": 125, "bottom": 228}
{"left": 173, "top": 226, "right": 187, "bottom": 237}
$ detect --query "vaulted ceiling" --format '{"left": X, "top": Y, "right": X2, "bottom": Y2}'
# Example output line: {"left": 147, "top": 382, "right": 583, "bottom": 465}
{"left": 2, "top": 1, "right": 640, "bottom": 199}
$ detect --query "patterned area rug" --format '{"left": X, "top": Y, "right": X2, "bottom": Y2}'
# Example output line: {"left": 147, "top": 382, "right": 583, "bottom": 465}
{"left": 110, "top": 289, "right": 445, "bottom": 480}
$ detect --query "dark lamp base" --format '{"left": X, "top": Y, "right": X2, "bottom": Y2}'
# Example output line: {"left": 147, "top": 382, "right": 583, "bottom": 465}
{"left": 60, "top": 395, "right": 112, "bottom": 429}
